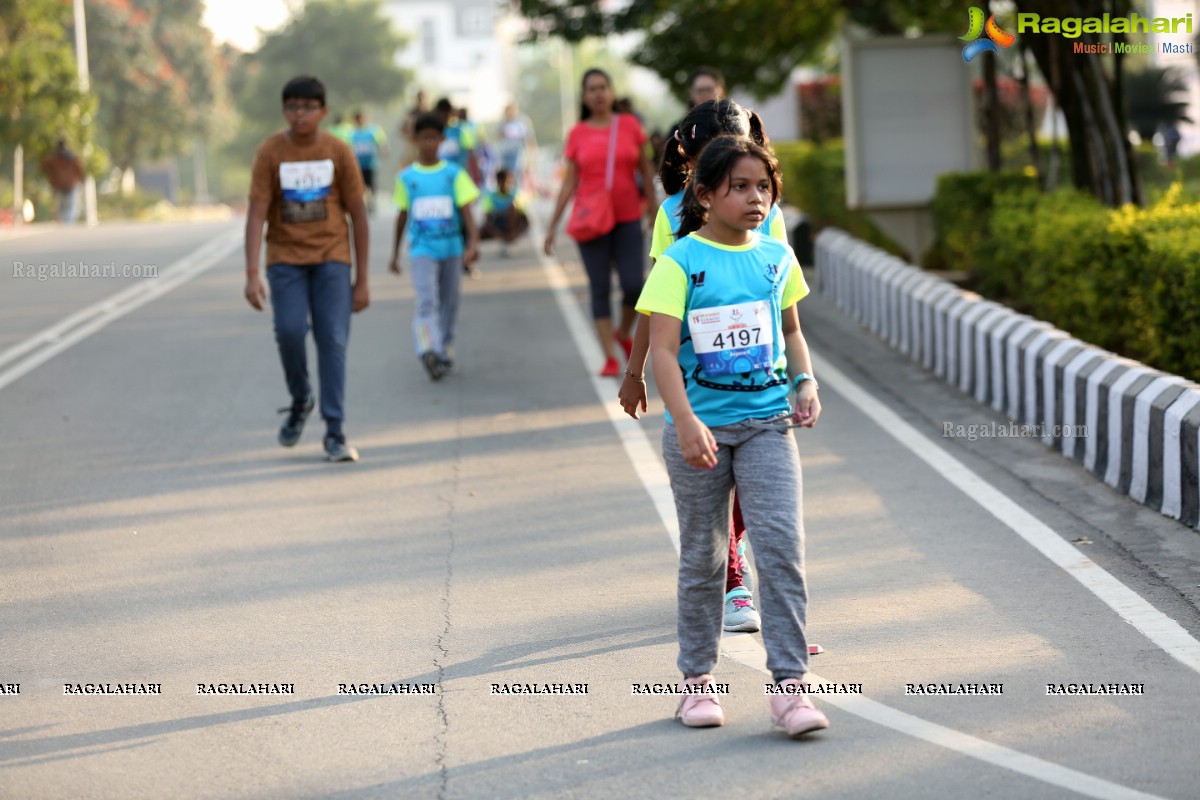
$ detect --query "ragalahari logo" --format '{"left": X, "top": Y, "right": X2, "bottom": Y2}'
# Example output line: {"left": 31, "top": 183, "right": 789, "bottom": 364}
{"left": 961, "top": 7, "right": 1016, "bottom": 62}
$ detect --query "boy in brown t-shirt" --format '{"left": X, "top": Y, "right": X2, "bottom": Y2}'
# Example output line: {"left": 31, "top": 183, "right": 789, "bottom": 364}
{"left": 244, "top": 75, "right": 370, "bottom": 462}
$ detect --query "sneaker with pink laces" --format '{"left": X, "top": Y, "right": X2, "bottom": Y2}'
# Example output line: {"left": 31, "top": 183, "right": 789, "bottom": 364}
{"left": 675, "top": 674, "right": 725, "bottom": 728}
{"left": 769, "top": 678, "right": 829, "bottom": 737}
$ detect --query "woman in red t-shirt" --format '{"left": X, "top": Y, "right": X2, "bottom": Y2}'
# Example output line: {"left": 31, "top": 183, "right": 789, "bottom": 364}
{"left": 544, "top": 68, "right": 658, "bottom": 377}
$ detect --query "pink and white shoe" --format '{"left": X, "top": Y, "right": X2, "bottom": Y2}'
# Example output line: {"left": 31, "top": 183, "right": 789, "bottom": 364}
{"left": 675, "top": 674, "right": 725, "bottom": 728}
{"left": 770, "top": 678, "right": 829, "bottom": 737}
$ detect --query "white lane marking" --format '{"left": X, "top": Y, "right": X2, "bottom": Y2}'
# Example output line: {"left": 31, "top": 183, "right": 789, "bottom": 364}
{"left": 530, "top": 212, "right": 1173, "bottom": 800}
{"left": 811, "top": 353, "right": 1200, "bottom": 677}
{"left": 0, "top": 228, "right": 241, "bottom": 392}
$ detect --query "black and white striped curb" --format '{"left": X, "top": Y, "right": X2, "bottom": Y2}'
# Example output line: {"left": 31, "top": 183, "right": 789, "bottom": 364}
{"left": 814, "top": 228, "right": 1200, "bottom": 529}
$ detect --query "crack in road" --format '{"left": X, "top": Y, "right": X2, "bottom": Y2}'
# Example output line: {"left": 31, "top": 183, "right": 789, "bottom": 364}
{"left": 433, "top": 392, "right": 463, "bottom": 800}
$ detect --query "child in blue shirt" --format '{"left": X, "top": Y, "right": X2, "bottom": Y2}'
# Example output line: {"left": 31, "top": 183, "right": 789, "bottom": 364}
{"left": 479, "top": 168, "right": 529, "bottom": 254}
{"left": 389, "top": 113, "right": 480, "bottom": 381}
{"left": 637, "top": 135, "right": 828, "bottom": 737}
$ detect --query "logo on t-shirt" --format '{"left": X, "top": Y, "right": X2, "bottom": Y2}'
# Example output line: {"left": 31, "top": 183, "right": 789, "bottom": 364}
{"left": 279, "top": 159, "right": 333, "bottom": 223}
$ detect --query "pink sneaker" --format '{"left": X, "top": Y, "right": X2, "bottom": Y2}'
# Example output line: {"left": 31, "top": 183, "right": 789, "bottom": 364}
{"left": 770, "top": 678, "right": 829, "bottom": 737}
{"left": 675, "top": 674, "right": 725, "bottom": 728}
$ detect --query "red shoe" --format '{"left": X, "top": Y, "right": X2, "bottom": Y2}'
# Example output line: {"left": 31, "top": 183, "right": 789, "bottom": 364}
{"left": 614, "top": 332, "right": 634, "bottom": 360}
{"left": 599, "top": 357, "right": 621, "bottom": 377}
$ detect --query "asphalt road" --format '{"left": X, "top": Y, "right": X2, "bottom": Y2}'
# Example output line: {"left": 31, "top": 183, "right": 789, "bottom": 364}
{"left": 1, "top": 211, "right": 1199, "bottom": 800}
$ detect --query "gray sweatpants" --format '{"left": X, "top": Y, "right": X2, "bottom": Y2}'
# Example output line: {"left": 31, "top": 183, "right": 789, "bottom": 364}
{"left": 663, "top": 419, "right": 810, "bottom": 683}
{"left": 410, "top": 254, "right": 463, "bottom": 357}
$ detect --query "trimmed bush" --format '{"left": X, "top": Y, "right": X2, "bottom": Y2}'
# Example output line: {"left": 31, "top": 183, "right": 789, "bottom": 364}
{"left": 978, "top": 183, "right": 1200, "bottom": 381}
{"left": 930, "top": 171, "right": 1038, "bottom": 273}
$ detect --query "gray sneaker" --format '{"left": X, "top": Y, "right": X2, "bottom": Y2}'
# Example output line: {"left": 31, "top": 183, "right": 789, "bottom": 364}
{"left": 277, "top": 394, "right": 315, "bottom": 447}
{"left": 323, "top": 434, "right": 359, "bottom": 463}
{"left": 723, "top": 588, "right": 762, "bottom": 632}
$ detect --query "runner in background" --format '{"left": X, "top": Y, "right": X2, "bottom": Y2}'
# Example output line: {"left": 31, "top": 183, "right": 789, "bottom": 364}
{"left": 39, "top": 140, "right": 86, "bottom": 224}
{"left": 478, "top": 167, "right": 529, "bottom": 256}
{"left": 434, "top": 99, "right": 480, "bottom": 185}
{"left": 458, "top": 107, "right": 488, "bottom": 186}
{"left": 400, "top": 90, "right": 429, "bottom": 168}
{"left": 349, "top": 111, "right": 388, "bottom": 212}
{"left": 496, "top": 102, "right": 538, "bottom": 188}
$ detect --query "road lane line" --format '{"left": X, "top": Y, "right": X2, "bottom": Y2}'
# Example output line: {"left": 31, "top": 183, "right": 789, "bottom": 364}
{"left": 530, "top": 213, "right": 1173, "bottom": 800}
{"left": 0, "top": 228, "right": 241, "bottom": 392}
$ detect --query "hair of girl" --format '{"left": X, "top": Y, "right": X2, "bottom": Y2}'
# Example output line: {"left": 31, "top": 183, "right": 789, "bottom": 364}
{"left": 676, "top": 135, "right": 783, "bottom": 240}
{"left": 579, "top": 68, "right": 615, "bottom": 121}
{"left": 658, "top": 99, "right": 755, "bottom": 196}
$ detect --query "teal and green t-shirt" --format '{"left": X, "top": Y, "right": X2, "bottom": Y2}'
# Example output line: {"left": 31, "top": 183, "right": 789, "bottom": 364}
{"left": 636, "top": 232, "right": 809, "bottom": 428}
{"left": 394, "top": 161, "right": 479, "bottom": 260}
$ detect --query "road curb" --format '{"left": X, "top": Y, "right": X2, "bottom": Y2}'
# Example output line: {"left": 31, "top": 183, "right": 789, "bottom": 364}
{"left": 815, "top": 228, "right": 1200, "bottom": 530}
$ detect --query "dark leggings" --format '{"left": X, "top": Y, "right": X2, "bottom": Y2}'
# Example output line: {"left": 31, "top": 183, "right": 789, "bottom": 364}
{"left": 576, "top": 220, "right": 645, "bottom": 320}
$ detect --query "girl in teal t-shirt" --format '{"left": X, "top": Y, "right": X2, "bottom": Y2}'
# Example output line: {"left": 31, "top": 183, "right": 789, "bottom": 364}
{"left": 636, "top": 136, "right": 828, "bottom": 737}
{"left": 622, "top": 98, "right": 783, "bottom": 635}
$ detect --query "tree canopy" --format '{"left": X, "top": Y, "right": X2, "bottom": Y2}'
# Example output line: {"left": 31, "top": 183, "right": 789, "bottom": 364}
{"left": 515, "top": 0, "right": 965, "bottom": 99}
{"left": 231, "top": 0, "right": 410, "bottom": 144}
{"left": 81, "top": 0, "right": 224, "bottom": 172}
{"left": 0, "top": 0, "right": 96, "bottom": 166}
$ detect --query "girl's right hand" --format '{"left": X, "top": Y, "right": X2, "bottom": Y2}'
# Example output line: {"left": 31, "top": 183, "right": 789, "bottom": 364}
{"left": 388, "top": 256, "right": 402, "bottom": 275}
{"left": 677, "top": 414, "right": 718, "bottom": 470}
{"left": 543, "top": 229, "right": 556, "bottom": 256}
{"left": 618, "top": 374, "right": 648, "bottom": 419}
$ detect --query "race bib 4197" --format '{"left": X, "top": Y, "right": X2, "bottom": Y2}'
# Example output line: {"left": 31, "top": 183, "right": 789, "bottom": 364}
{"left": 687, "top": 300, "right": 774, "bottom": 376}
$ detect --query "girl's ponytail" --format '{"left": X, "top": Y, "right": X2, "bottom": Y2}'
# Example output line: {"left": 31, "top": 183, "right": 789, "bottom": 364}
{"left": 746, "top": 110, "right": 770, "bottom": 149}
{"left": 676, "top": 184, "right": 707, "bottom": 239}
{"left": 659, "top": 134, "right": 691, "bottom": 196}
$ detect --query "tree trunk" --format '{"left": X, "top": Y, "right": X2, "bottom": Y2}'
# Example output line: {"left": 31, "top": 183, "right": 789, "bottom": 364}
{"left": 1016, "top": 41, "right": 1044, "bottom": 186}
{"left": 1017, "top": 0, "right": 1139, "bottom": 207}
{"left": 983, "top": 53, "right": 1002, "bottom": 171}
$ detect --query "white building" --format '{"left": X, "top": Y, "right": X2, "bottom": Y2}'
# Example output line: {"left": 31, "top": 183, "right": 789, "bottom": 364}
{"left": 382, "top": 0, "right": 523, "bottom": 123}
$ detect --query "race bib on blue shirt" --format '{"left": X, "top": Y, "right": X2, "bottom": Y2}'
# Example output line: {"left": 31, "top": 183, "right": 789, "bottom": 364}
{"left": 688, "top": 300, "right": 775, "bottom": 376}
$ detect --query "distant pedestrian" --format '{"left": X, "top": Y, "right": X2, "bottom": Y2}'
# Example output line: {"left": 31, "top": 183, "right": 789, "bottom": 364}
{"left": 400, "top": 90, "right": 429, "bottom": 167}
{"left": 458, "top": 107, "right": 488, "bottom": 185}
{"left": 543, "top": 67, "right": 658, "bottom": 378}
{"left": 478, "top": 167, "right": 529, "bottom": 254}
{"left": 638, "top": 135, "right": 826, "bottom": 735}
{"left": 243, "top": 75, "right": 370, "bottom": 463}
{"left": 40, "top": 140, "right": 86, "bottom": 224}
{"left": 329, "top": 115, "right": 354, "bottom": 145}
{"left": 434, "top": 98, "right": 480, "bottom": 184}
{"left": 667, "top": 66, "right": 726, "bottom": 142}
{"left": 349, "top": 111, "right": 388, "bottom": 210}
{"left": 388, "top": 112, "right": 480, "bottom": 381}
{"left": 496, "top": 102, "right": 537, "bottom": 182}
{"left": 1160, "top": 123, "right": 1182, "bottom": 168}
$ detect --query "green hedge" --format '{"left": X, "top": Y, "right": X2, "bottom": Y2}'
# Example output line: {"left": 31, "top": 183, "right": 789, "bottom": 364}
{"left": 928, "top": 171, "right": 1039, "bottom": 273}
{"left": 963, "top": 181, "right": 1200, "bottom": 381}
{"left": 772, "top": 140, "right": 903, "bottom": 256}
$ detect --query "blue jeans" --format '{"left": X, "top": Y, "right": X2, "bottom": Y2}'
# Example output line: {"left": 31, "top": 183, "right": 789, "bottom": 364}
{"left": 267, "top": 261, "right": 352, "bottom": 432}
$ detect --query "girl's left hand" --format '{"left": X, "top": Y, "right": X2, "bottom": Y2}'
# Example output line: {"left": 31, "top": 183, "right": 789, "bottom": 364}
{"left": 792, "top": 384, "right": 821, "bottom": 428}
